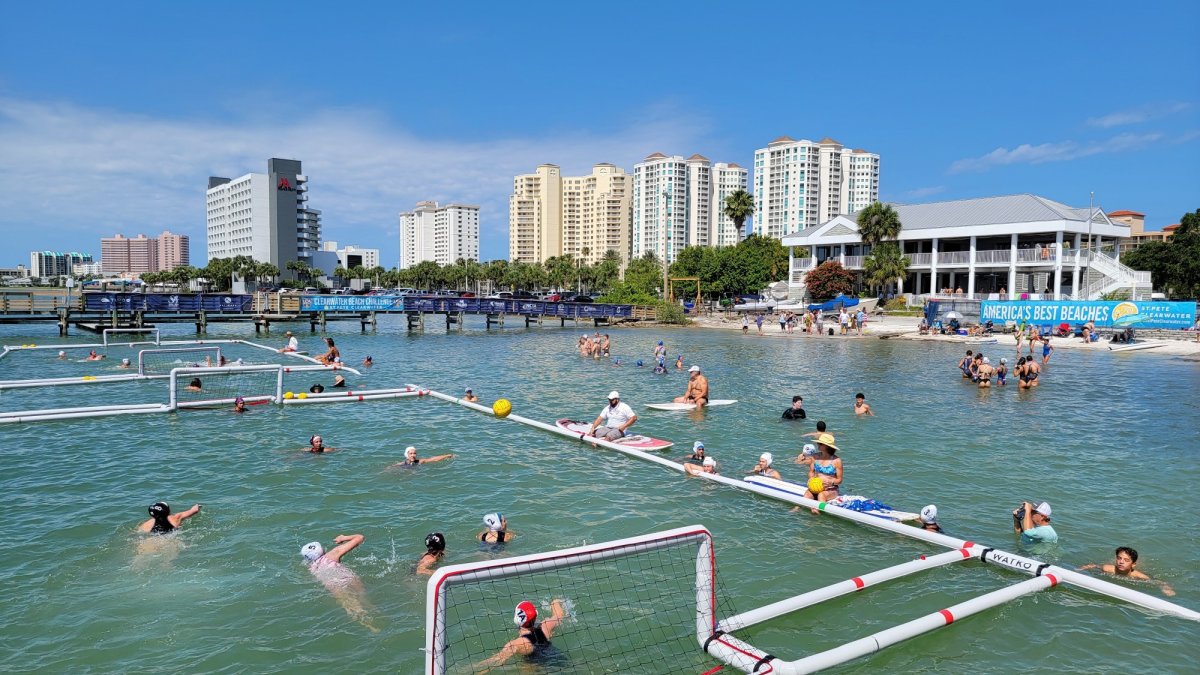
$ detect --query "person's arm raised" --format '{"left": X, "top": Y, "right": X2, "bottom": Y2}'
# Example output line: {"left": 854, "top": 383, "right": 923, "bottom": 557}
{"left": 325, "top": 533, "right": 364, "bottom": 563}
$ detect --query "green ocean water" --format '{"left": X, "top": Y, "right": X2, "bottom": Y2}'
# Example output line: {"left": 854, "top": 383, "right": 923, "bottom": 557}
{"left": 1, "top": 317, "right": 1198, "bottom": 673}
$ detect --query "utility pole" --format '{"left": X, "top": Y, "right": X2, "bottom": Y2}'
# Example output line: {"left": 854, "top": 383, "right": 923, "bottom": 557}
{"left": 1085, "top": 191, "right": 1094, "bottom": 299}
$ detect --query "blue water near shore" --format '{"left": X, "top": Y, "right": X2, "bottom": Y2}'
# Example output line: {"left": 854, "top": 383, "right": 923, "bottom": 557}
{"left": 1, "top": 317, "right": 1198, "bottom": 673}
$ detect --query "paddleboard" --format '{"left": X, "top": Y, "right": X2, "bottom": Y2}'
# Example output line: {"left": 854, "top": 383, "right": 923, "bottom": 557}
{"left": 555, "top": 419, "right": 674, "bottom": 451}
{"left": 1109, "top": 342, "right": 1163, "bottom": 352}
{"left": 646, "top": 399, "right": 737, "bottom": 411}
{"left": 743, "top": 476, "right": 920, "bottom": 521}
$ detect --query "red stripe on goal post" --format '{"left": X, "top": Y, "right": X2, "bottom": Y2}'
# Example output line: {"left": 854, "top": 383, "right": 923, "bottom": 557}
{"left": 939, "top": 609, "right": 955, "bottom": 624}
{"left": 699, "top": 666, "right": 725, "bottom": 675}
{"left": 851, "top": 577, "right": 865, "bottom": 590}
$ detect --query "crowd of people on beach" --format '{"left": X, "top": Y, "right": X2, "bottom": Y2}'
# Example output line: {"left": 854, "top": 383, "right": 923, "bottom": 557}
{"left": 738, "top": 307, "right": 870, "bottom": 337}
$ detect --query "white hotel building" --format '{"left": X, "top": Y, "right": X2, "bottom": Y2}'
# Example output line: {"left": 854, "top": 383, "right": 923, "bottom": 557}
{"left": 753, "top": 136, "right": 879, "bottom": 238}
{"left": 631, "top": 153, "right": 747, "bottom": 264}
{"left": 781, "top": 194, "right": 1151, "bottom": 300}
{"left": 399, "top": 201, "right": 480, "bottom": 268}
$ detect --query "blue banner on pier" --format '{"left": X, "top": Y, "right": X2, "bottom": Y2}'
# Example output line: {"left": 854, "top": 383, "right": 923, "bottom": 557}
{"left": 300, "top": 295, "right": 406, "bottom": 311}
{"left": 83, "top": 293, "right": 253, "bottom": 312}
{"left": 980, "top": 300, "right": 1196, "bottom": 329}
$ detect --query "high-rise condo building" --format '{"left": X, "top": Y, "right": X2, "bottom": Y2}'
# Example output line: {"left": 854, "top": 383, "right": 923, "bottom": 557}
{"left": 206, "top": 158, "right": 321, "bottom": 276}
{"left": 322, "top": 242, "right": 381, "bottom": 270}
{"left": 752, "top": 137, "right": 879, "bottom": 238}
{"left": 399, "top": 201, "right": 480, "bottom": 268}
{"left": 508, "top": 164, "right": 634, "bottom": 266}
{"left": 29, "top": 251, "right": 93, "bottom": 279}
{"left": 99, "top": 231, "right": 190, "bottom": 275}
{"left": 631, "top": 153, "right": 747, "bottom": 264}
{"left": 156, "top": 231, "right": 190, "bottom": 271}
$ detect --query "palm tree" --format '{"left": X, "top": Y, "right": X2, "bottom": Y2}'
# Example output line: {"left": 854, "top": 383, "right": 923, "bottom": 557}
{"left": 863, "top": 242, "right": 910, "bottom": 295}
{"left": 723, "top": 190, "right": 756, "bottom": 239}
{"left": 856, "top": 201, "right": 902, "bottom": 247}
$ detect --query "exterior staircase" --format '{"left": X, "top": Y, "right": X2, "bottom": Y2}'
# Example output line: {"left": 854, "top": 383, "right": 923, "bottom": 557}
{"left": 1081, "top": 251, "right": 1152, "bottom": 300}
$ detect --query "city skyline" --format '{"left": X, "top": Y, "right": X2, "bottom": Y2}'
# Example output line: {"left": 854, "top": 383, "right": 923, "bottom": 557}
{"left": 1, "top": 2, "right": 1197, "bottom": 269}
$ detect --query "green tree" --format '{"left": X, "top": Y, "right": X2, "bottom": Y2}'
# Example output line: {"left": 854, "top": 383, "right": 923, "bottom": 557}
{"left": 862, "top": 242, "right": 910, "bottom": 294}
{"left": 1121, "top": 241, "right": 1171, "bottom": 292}
{"left": 590, "top": 251, "right": 622, "bottom": 294}
{"left": 804, "top": 260, "right": 856, "bottom": 300}
{"left": 723, "top": 189, "right": 756, "bottom": 238}
{"left": 856, "top": 201, "right": 902, "bottom": 247}
{"left": 624, "top": 252, "right": 664, "bottom": 297}
{"left": 410, "top": 260, "right": 441, "bottom": 290}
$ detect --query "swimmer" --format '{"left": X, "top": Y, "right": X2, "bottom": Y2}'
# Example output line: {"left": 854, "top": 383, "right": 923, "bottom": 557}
{"left": 782, "top": 395, "right": 806, "bottom": 420}
{"left": 682, "top": 441, "right": 706, "bottom": 465}
{"left": 279, "top": 331, "right": 299, "bottom": 353}
{"left": 1018, "top": 356, "right": 1041, "bottom": 389}
{"left": 673, "top": 365, "right": 709, "bottom": 408}
{"left": 996, "top": 357, "right": 1008, "bottom": 386}
{"left": 391, "top": 445, "right": 453, "bottom": 467}
{"left": 57, "top": 350, "right": 67, "bottom": 359}
{"left": 232, "top": 396, "right": 247, "bottom": 413}
{"left": 475, "top": 599, "right": 567, "bottom": 673}
{"left": 653, "top": 360, "right": 667, "bottom": 374}
{"left": 416, "top": 532, "right": 446, "bottom": 575}
{"left": 1080, "top": 547, "right": 1175, "bottom": 596}
{"left": 675, "top": 355, "right": 683, "bottom": 370}
{"left": 853, "top": 393, "right": 874, "bottom": 416}
{"left": 118, "top": 357, "right": 132, "bottom": 369}
{"left": 653, "top": 340, "right": 666, "bottom": 361}
{"left": 138, "top": 501, "right": 202, "bottom": 535}
{"left": 218, "top": 354, "right": 229, "bottom": 367}
{"left": 87, "top": 349, "right": 105, "bottom": 361}
{"left": 185, "top": 377, "right": 202, "bottom": 392}
{"left": 794, "top": 443, "right": 818, "bottom": 468}
{"left": 601, "top": 334, "right": 611, "bottom": 357}
{"left": 463, "top": 387, "right": 479, "bottom": 403}
{"left": 309, "top": 383, "right": 325, "bottom": 394}
{"left": 479, "top": 512, "right": 516, "bottom": 544}
{"left": 920, "top": 505, "right": 944, "bottom": 533}
{"left": 362, "top": 355, "right": 373, "bottom": 367}
{"left": 748, "top": 452, "right": 782, "bottom": 480}
{"left": 635, "top": 359, "right": 644, "bottom": 368}
{"left": 611, "top": 358, "right": 622, "bottom": 366}
{"left": 300, "top": 533, "right": 377, "bottom": 631}
{"left": 977, "top": 357, "right": 994, "bottom": 388}
{"left": 958, "top": 350, "right": 973, "bottom": 378}
{"left": 1041, "top": 335, "right": 1054, "bottom": 364}
{"left": 805, "top": 433, "right": 842, "bottom": 513}
{"left": 305, "top": 435, "right": 336, "bottom": 453}
{"left": 684, "top": 455, "right": 718, "bottom": 476}
{"left": 802, "top": 420, "right": 831, "bottom": 438}
{"left": 332, "top": 375, "right": 347, "bottom": 388}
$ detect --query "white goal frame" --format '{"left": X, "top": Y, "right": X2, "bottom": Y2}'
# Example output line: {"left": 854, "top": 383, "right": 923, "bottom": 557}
{"left": 102, "top": 327, "right": 161, "bottom": 348}
{"left": 137, "top": 346, "right": 222, "bottom": 377}
{"left": 424, "top": 524, "right": 715, "bottom": 675}
{"left": 168, "top": 364, "right": 284, "bottom": 409}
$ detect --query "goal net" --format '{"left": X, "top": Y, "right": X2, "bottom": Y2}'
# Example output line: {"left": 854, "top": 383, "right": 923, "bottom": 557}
{"left": 425, "top": 525, "right": 729, "bottom": 675}
{"left": 138, "top": 347, "right": 223, "bottom": 377}
{"left": 169, "top": 365, "right": 284, "bottom": 409}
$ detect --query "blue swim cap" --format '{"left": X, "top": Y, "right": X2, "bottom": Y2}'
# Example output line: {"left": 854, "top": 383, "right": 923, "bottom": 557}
{"left": 636, "top": 360, "right": 644, "bottom": 367}
{"left": 658, "top": 341, "right": 663, "bottom": 345}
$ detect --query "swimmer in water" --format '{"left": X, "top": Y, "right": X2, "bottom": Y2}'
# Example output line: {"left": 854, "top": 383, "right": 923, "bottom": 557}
{"left": 1080, "top": 547, "right": 1175, "bottom": 596}
{"left": 920, "top": 505, "right": 944, "bottom": 533}
{"left": 748, "top": 452, "right": 782, "bottom": 479}
{"left": 794, "top": 443, "right": 818, "bottom": 469}
{"left": 332, "top": 375, "right": 347, "bottom": 388}
{"left": 675, "top": 355, "right": 683, "bottom": 370}
{"left": 853, "top": 392, "right": 874, "bottom": 416}
{"left": 138, "top": 501, "right": 202, "bottom": 535}
{"left": 390, "top": 445, "right": 453, "bottom": 467}
{"left": 416, "top": 532, "right": 446, "bottom": 575}
{"left": 305, "top": 435, "right": 336, "bottom": 453}
{"left": 362, "top": 355, "right": 373, "bottom": 367}
{"left": 684, "top": 455, "right": 718, "bottom": 476}
{"left": 802, "top": 420, "right": 831, "bottom": 438}
{"left": 87, "top": 350, "right": 106, "bottom": 361}
{"left": 475, "top": 599, "right": 567, "bottom": 673}
{"left": 958, "top": 350, "right": 973, "bottom": 378}
{"left": 185, "top": 378, "right": 202, "bottom": 392}
{"left": 479, "top": 512, "right": 516, "bottom": 544}
{"left": 232, "top": 396, "right": 247, "bottom": 413}
{"left": 301, "top": 533, "right": 378, "bottom": 631}
{"left": 996, "top": 357, "right": 1009, "bottom": 386}
{"left": 309, "top": 383, "right": 325, "bottom": 394}
{"left": 57, "top": 350, "right": 67, "bottom": 359}
{"left": 1041, "top": 335, "right": 1054, "bottom": 365}
{"left": 463, "top": 387, "right": 479, "bottom": 403}
{"left": 118, "top": 358, "right": 132, "bottom": 369}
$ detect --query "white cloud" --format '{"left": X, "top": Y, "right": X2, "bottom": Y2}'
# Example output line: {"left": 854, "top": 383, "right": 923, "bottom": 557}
{"left": 0, "top": 97, "right": 710, "bottom": 263}
{"left": 1085, "top": 102, "right": 1189, "bottom": 129}
{"left": 948, "top": 132, "right": 1166, "bottom": 174}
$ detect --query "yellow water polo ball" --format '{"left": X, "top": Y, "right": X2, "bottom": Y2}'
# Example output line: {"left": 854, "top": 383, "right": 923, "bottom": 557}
{"left": 298, "top": 392, "right": 307, "bottom": 400}
{"left": 492, "top": 399, "right": 512, "bottom": 418}
{"left": 284, "top": 391, "right": 294, "bottom": 399}
{"left": 808, "top": 477, "right": 825, "bottom": 495}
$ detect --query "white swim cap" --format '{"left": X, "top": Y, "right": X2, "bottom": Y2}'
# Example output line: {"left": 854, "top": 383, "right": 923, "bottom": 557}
{"left": 58, "top": 350, "right": 66, "bottom": 356}
{"left": 1000, "top": 358, "right": 1007, "bottom": 364}
{"left": 760, "top": 452, "right": 773, "bottom": 466}
{"left": 703, "top": 456, "right": 716, "bottom": 467}
{"left": 301, "top": 542, "right": 324, "bottom": 561}
{"left": 802, "top": 443, "right": 818, "bottom": 457}
{"left": 983, "top": 357, "right": 990, "bottom": 364}
{"left": 693, "top": 441, "right": 705, "bottom": 451}
{"left": 405, "top": 446, "right": 417, "bottom": 458}
{"left": 920, "top": 505, "right": 938, "bottom": 524}
{"left": 483, "top": 512, "right": 503, "bottom": 531}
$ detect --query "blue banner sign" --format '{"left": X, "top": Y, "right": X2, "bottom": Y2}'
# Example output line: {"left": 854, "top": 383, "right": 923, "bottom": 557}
{"left": 980, "top": 300, "right": 1196, "bottom": 329}
{"left": 83, "top": 293, "right": 253, "bottom": 312}
{"left": 300, "top": 295, "right": 406, "bottom": 311}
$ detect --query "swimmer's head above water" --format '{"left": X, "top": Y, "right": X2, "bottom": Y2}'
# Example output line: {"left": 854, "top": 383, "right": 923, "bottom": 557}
{"left": 425, "top": 532, "right": 446, "bottom": 554}
{"left": 300, "top": 542, "right": 324, "bottom": 561}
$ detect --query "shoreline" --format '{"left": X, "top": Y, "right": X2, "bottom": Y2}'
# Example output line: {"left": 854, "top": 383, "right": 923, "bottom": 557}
{"left": 683, "top": 313, "right": 1200, "bottom": 357}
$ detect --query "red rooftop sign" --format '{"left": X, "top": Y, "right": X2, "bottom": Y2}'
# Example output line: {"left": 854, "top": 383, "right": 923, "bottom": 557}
{"left": 277, "top": 178, "right": 294, "bottom": 191}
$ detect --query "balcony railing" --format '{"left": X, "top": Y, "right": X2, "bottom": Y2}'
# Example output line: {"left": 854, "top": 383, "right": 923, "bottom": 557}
{"left": 906, "top": 252, "right": 931, "bottom": 266}
{"left": 842, "top": 255, "right": 864, "bottom": 268}
{"left": 937, "top": 251, "right": 971, "bottom": 265}
{"left": 974, "top": 249, "right": 1011, "bottom": 264}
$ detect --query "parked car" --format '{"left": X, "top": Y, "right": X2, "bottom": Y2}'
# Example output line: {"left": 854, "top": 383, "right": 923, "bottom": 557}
{"left": 565, "top": 294, "right": 593, "bottom": 303}
{"left": 487, "top": 291, "right": 514, "bottom": 300}
{"left": 542, "top": 293, "right": 563, "bottom": 302}
{"left": 457, "top": 290, "right": 476, "bottom": 298}
{"left": 512, "top": 290, "right": 538, "bottom": 300}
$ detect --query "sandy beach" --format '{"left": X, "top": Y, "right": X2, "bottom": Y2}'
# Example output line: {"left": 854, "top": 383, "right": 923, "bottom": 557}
{"left": 686, "top": 312, "right": 1200, "bottom": 357}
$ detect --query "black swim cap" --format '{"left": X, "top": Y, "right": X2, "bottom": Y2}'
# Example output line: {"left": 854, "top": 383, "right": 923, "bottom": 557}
{"left": 425, "top": 532, "right": 445, "bottom": 552}
{"left": 149, "top": 501, "right": 170, "bottom": 517}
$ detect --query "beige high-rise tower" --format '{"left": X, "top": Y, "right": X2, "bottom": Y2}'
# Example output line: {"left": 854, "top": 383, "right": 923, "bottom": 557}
{"left": 509, "top": 164, "right": 632, "bottom": 265}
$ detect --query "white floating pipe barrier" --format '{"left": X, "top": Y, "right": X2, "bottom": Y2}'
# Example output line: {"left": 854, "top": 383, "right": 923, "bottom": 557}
{"left": 0, "top": 373, "right": 148, "bottom": 389}
{"left": 295, "top": 387, "right": 416, "bottom": 399}
{"left": 706, "top": 574, "right": 1061, "bottom": 674}
{"left": 408, "top": 385, "right": 1200, "bottom": 624}
{"left": 0, "top": 404, "right": 171, "bottom": 424}
{"left": 282, "top": 391, "right": 420, "bottom": 405}
{"left": 0, "top": 402, "right": 171, "bottom": 419}
{"left": 718, "top": 548, "right": 977, "bottom": 632}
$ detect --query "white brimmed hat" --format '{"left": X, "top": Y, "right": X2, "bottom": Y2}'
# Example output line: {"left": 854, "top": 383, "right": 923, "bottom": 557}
{"left": 607, "top": 391, "right": 620, "bottom": 400}
{"left": 688, "top": 365, "right": 700, "bottom": 373}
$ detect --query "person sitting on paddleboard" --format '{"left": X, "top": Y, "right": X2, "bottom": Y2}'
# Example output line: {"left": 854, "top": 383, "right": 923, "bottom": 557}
{"left": 748, "top": 452, "right": 781, "bottom": 480}
{"left": 479, "top": 512, "right": 515, "bottom": 545}
{"left": 920, "top": 505, "right": 944, "bottom": 533}
{"left": 804, "top": 434, "right": 843, "bottom": 513}
{"left": 417, "top": 532, "right": 445, "bottom": 576}
{"left": 475, "top": 599, "right": 567, "bottom": 672}
{"left": 390, "top": 446, "right": 453, "bottom": 467}
{"left": 684, "top": 455, "right": 718, "bottom": 476}
{"left": 587, "top": 391, "right": 637, "bottom": 442}
{"left": 674, "top": 365, "right": 709, "bottom": 408}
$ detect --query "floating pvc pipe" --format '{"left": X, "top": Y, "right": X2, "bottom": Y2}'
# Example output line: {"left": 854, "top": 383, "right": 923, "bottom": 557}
{"left": 282, "top": 391, "right": 420, "bottom": 405}
{"left": 293, "top": 387, "right": 415, "bottom": 399}
{"left": 0, "top": 402, "right": 172, "bottom": 419}
{"left": 176, "top": 394, "right": 276, "bottom": 409}
{"left": 409, "top": 386, "right": 1200, "bottom": 624}
{"left": 718, "top": 548, "right": 977, "bottom": 632}
{"left": 0, "top": 404, "right": 170, "bottom": 424}
{"left": 0, "top": 373, "right": 149, "bottom": 389}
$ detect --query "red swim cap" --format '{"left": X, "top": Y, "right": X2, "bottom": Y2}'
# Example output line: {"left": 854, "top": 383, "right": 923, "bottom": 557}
{"left": 513, "top": 600, "right": 537, "bottom": 627}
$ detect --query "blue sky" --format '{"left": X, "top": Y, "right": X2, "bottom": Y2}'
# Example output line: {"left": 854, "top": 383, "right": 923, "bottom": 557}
{"left": 1, "top": 1, "right": 1197, "bottom": 268}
